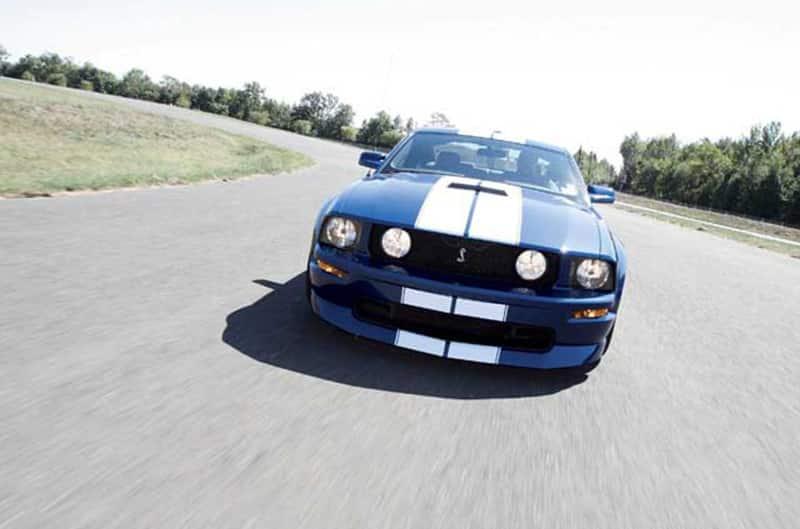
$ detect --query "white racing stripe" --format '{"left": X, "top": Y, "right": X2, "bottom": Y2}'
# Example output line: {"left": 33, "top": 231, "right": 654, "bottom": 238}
{"left": 395, "top": 330, "right": 446, "bottom": 356}
{"left": 396, "top": 287, "right": 511, "bottom": 363}
{"left": 415, "top": 176, "right": 477, "bottom": 236}
{"left": 467, "top": 181, "right": 523, "bottom": 245}
{"left": 447, "top": 342, "right": 501, "bottom": 364}
{"left": 453, "top": 298, "right": 507, "bottom": 322}
{"left": 397, "top": 287, "right": 511, "bottom": 363}
{"left": 401, "top": 287, "right": 452, "bottom": 313}
{"left": 403, "top": 174, "right": 523, "bottom": 363}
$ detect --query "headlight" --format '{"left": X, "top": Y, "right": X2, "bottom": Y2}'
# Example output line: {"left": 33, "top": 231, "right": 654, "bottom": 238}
{"left": 381, "top": 227, "right": 411, "bottom": 258}
{"left": 515, "top": 250, "right": 547, "bottom": 280}
{"left": 575, "top": 259, "right": 612, "bottom": 290}
{"left": 320, "top": 216, "right": 360, "bottom": 249}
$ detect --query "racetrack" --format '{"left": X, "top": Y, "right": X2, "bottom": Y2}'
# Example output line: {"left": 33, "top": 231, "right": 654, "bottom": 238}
{"left": 2, "top": 87, "right": 800, "bottom": 529}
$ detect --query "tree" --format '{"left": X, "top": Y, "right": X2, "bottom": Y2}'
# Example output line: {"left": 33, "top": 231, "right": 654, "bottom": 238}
{"left": 158, "top": 76, "right": 191, "bottom": 106}
{"left": 190, "top": 85, "right": 216, "bottom": 112}
{"left": 746, "top": 156, "right": 784, "bottom": 219}
{"left": 212, "top": 88, "right": 234, "bottom": 115}
{"left": 340, "top": 126, "right": 358, "bottom": 142}
{"left": 229, "top": 81, "right": 264, "bottom": 121}
{"left": 784, "top": 174, "right": 800, "bottom": 224}
{"left": 615, "top": 123, "right": 800, "bottom": 224}
{"left": 322, "top": 103, "right": 354, "bottom": 139}
{"left": 81, "top": 65, "right": 119, "bottom": 94}
{"left": 46, "top": 72, "right": 67, "bottom": 86}
{"left": 7, "top": 53, "right": 64, "bottom": 82}
{"left": 175, "top": 93, "right": 191, "bottom": 108}
{"left": 378, "top": 129, "right": 404, "bottom": 148}
{"left": 54, "top": 59, "right": 117, "bottom": 93}
{"left": 293, "top": 92, "right": 354, "bottom": 138}
{"left": 426, "top": 112, "right": 454, "bottom": 128}
{"left": 293, "top": 92, "right": 334, "bottom": 127}
{"left": 291, "top": 120, "right": 313, "bottom": 135}
{"left": 357, "top": 111, "right": 395, "bottom": 145}
{"left": 0, "top": 44, "right": 9, "bottom": 74}
{"left": 574, "top": 147, "right": 617, "bottom": 185}
{"left": 118, "top": 69, "right": 159, "bottom": 101}
{"left": 263, "top": 99, "right": 293, "bottom": 129}
{"left": 619, "top": 133, "right": 642, "bottom": 191}
{"left": 9, "top": 46, "right": 799, "bottom": 225}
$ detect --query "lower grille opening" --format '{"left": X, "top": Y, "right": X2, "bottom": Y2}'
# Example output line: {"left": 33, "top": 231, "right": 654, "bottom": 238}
{"left": 354, "top": 298, "right": 554, "bottom": 352}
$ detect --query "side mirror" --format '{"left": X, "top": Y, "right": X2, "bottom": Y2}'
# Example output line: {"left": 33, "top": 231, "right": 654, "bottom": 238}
{"left": 588, "top": 184, "right": 615, "bottom": 204}
{"left": 359, "top": 151, "right": 385, "bottom": 170}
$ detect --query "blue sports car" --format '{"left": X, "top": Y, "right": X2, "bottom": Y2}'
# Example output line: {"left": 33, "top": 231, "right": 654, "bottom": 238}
{"left": 307, "top": 129, "right": 626, "bottom": 371}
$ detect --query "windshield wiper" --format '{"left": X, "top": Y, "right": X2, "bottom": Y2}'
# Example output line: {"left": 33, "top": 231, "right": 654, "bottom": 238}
{"left": 386, "top": 167, "right": 463, "bottom": 177}
{"left": 504, "top": 180, "right": 581, "bottom": 203}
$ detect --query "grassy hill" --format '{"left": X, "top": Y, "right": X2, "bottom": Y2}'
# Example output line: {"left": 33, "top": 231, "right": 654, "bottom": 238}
{"left": 0, "top": 79, "right": 313, "bottom": 196}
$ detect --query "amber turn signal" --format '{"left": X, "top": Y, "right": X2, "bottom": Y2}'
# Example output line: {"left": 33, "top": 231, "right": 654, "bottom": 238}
{"left": 571, "top": 308, "right": 609, "bottom": 319}
{"left": 316, "top": 258, "right": 346, "bottom": 278}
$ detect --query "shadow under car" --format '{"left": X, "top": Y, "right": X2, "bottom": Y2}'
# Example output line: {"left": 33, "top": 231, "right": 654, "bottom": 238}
{"left": 221, "top": 273, "right": 588, "bottom": 399}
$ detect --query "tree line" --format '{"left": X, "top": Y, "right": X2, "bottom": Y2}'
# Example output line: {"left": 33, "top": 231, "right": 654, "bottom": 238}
{"left": 4, "top": 46, "right": 797, "bottom": 224}
{"left": 574, "top": 147, "right": 617, "bottom": 186}
{"left": 573, "top": 128, "right": 800, "bottom": 226}
{"left": 617, "top": 123, "right": 800, "bottom": 225}
{"left": 0, "top": 46, "right": 448, "bottom": 149}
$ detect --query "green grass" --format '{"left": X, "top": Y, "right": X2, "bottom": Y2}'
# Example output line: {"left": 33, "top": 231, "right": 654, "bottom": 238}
{"left": 614, "top": 192, "right": 800, "bottom": 258}
{"left": 0, "top": 79, "right": 313, "bottom": 195}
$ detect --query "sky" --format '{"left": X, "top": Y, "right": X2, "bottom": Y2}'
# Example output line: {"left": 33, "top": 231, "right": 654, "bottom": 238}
{"left": 2, "top": 0, "right": 799, "bottom": 165}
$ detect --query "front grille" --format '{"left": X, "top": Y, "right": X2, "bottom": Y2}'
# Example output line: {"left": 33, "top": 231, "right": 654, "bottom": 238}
{"left": 354, "top": 298, "right": 555, "bottom": 352}
{"left": 369, "top": 224, "right": 559, "bottom": 288}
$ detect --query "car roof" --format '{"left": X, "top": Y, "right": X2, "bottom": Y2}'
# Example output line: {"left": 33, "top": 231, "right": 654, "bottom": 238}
{"left": 412, "top": 128, "right": 570, "bottom": 155}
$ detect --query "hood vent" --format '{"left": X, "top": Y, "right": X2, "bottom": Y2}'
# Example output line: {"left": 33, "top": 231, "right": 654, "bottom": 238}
{"left": 447, "top": 182, "right": 507, "bottom": 196}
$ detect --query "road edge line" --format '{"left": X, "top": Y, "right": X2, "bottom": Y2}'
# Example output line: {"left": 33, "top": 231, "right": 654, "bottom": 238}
{"left": 615, "top": 201, "right": 800, "bottom": 248}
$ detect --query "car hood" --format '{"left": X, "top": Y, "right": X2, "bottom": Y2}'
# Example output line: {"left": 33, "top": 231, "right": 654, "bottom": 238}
{"left": 334, "top": 172, "right": 608, "bottom": 256}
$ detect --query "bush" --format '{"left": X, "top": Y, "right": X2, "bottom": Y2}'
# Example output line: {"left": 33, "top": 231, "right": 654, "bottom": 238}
{"left": 20, "top": 70, "right": 35, "bottom": 81}
{"left": 79, "top": 80, "right": 94, "bottom": 91}
{"left": 247, "top": 110, "right": 270, "bottom": 126}
{"left": 340, "top": 126, "right": 358, "bottom": 142}
{"left": 291, "top": 119, "right": 313, "bottom": 135}
{"left": 378, "top": 129, "right": 404, "bottom": 148}
{"left": 46, "top": 73, "right": 67, "bottom": 86}
{"left": 357, "top": 111, "right": 393, "bottom": 145}
{"left": 175, "top": 93, "right": 191, "bottom": 108}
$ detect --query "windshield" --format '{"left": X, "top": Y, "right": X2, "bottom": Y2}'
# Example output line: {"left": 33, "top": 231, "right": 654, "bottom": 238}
{"left": 383, "top": 132, "right": 587, "bottom": 201}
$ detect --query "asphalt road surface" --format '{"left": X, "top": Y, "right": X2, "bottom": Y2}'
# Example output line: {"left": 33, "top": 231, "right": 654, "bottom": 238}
{"left": 2, "top": 87, "right": 800, "bottom": 529}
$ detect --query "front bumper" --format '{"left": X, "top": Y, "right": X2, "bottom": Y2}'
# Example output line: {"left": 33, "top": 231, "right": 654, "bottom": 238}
{"left": 309, "top": 246, "right": 615, "bottom": 369}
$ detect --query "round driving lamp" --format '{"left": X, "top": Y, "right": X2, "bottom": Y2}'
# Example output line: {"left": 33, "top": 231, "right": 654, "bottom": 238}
{"left": 381, "top": 227, "right": 412, "bottom": 258}
{"left": 515, "top": 250, "right": 547, "bottom": 281}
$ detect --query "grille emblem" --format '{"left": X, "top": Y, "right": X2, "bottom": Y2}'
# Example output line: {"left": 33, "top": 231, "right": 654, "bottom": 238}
{"left": 456, "top": 247, "right": 467, "bottom": 263}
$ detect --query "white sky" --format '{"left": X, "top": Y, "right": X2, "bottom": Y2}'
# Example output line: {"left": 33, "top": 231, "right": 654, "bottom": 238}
{"left": 3, "top": 0, "right": 799, "bottom": 165}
